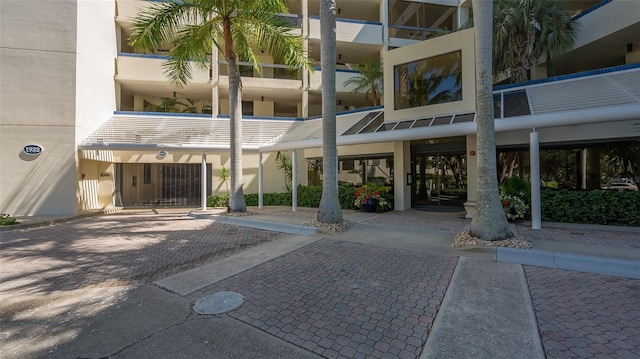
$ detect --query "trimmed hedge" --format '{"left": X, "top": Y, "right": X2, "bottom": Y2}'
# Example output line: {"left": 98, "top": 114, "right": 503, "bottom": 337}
{"left": 207, "top": 185, "right": 360, "bottom": 210}
{"left": 541, "top": 189, "right": 640, "bottom": 226}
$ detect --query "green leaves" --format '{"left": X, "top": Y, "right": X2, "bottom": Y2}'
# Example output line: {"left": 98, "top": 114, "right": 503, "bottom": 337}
{"left": 541, "top": 189, "right": 640, "bottom": 226}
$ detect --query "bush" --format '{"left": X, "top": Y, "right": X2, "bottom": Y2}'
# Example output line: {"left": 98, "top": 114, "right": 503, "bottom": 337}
{"left": 0, "top": 213, "right": 20, "bottom": 226}
{"left": 500, "top": 177, "right": 531, "bottom": 204}
{"left": 207, "top": 195, "right": 229, "bottom": 208}
{"left": 206, "top": 184, "right": 385, "bottom": 211}
{"left": 500, "top": 194, "right": 528, "bottom": 221}
{"left": 541, "top": 189, "right": 640, "bottom": 226}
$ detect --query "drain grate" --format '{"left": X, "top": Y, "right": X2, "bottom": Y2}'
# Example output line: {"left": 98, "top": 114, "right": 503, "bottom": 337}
{"left": 193, "top": 291, "right": 245, "bottom": 315}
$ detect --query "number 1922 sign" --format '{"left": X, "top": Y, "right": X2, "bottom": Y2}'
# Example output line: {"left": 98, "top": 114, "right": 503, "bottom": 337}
{"left": 22, "top": 144, "right": 43, "bottom": 156}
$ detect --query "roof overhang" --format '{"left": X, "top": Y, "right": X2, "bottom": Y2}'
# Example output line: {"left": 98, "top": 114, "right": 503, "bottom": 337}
{"left": 258, "top": 103, "right": 640, "bottom": 152}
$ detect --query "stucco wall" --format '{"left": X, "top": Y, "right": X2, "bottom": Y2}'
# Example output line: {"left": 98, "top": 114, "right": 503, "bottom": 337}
{"left": 383, "top": 27, "right": 476, "bottom": 122}
{"left": 1, "top": 0, "right": 79, "bottom": 215}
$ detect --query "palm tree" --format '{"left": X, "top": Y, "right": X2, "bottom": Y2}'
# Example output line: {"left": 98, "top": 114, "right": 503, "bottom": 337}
{"left": 317, "top": 0, "right": 343, "bottom": 224}
{"left": 129, "top": 0, "right": 311, "bottom": 212}
{"left": 470, "top": 0, "right": 513, "bottom": 240}
{"left": 342, "top": 58, "right": 383, "bottom": 106}
{"left": 493, "top": 0, "right": 578, "bottom": 83}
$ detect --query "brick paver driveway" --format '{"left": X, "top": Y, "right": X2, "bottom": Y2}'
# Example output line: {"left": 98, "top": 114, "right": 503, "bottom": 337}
{"left": 526, "top": 266, "right": 640, "bottom": 358}
{"left": 0, "top": 211, "right": 287, "bottom": 296}
{"left": 191, "top": 239, "right": 458, "bottom": 359}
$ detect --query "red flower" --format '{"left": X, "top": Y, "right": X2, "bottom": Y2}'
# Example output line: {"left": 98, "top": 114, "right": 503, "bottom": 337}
{"left": 502, "top": 200, "right": 510, "bottom": 206}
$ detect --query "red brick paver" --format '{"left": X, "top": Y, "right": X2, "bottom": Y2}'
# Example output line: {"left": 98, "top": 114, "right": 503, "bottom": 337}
{"left": 0, "top": 213, "right": 286, "bottom": 296}
{"left": 190, "top": 239, "right": 458, "bottom": 359}
{"left": 526, "top": 266, "right": 640, "bottom": 358}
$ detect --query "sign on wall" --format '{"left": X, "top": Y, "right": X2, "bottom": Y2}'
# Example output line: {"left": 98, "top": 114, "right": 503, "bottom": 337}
{"left": 22, "top": 144, "right": 43, "bottom": 156}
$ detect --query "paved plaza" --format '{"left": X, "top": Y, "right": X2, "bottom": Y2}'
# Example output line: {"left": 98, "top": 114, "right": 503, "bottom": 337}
{"left": 0, "top": 208, "right": 638, "bottom": 358}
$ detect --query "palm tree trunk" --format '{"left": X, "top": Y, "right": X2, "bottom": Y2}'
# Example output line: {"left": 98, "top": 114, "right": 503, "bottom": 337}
{"left": 470, "top": 0, "right": 512, "bottom": 240}
{"left": 317, "top": 0, "right": 343, "bottom": 223}
{"left": 224, "top": 18, "right": 246, "bottom": 213}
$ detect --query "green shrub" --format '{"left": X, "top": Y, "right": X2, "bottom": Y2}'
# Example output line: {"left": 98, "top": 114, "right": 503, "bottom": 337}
{"left": 207, "top": 195, "right": 229, "bottom": 208}
{"left": 206, "top": 184, "right": 382, "bottom": 211}
{"left": 541, "top": 189, "right": 640, "bottom": 226}
{"left": 500, "top": 177, "right": 531, "bottom": 204}
{"left": 0, "top": 213, "right": 20, "bottom": 226}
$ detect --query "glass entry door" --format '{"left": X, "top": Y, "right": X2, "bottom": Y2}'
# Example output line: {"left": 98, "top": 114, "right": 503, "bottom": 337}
{"left": 410, "top": 137, "right": 467, "bottom": 210}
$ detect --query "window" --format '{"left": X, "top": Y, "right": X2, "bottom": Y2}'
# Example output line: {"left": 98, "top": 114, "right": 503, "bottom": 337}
{"left": 144, "top": 163, "right": 152, "bottom": 184}
{"left": 394, "top": 51, "right": 462, "bottom": 110}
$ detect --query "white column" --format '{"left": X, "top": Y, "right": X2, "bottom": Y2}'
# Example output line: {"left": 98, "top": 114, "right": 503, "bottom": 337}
{"left": 292, "top": 150, "right": 298, "bottom": 212}
{"left": 211, "top": 48, "right": 219, "bottom": 117}
{"left": 530, "top": 131, "right": 541, "bottom": 229}
{"left": 201, "top": 153, "right": 207, "bottom": 211}
{"left": 258, "top": 152, "right": 264, "bottom": 209}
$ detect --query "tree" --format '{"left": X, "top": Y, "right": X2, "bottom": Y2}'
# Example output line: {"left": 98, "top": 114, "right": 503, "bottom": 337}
{"left": 129, "top": 0, "right": 311, "bottom": 212}
{"left": 493, "top": 0, "right": 578, "bottom": 83}
{"left": 275, "top": 151, "right": 293, "bottom": 192}
{"left": 342, "top": 57, "right": 383, "bottom": 106}
{"left": 469, "top": 0, "right": 513, "bottom": 240}
{"left": 317, "top": 0, "right": 343, "bottom": 224}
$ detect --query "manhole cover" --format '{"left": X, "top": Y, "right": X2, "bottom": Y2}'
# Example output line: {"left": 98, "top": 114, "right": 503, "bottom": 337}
{"left": 193, "top": 291, "right": 245, "bottom": 315}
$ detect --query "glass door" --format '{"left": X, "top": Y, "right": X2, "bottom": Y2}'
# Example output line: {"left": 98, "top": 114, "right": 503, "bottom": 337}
{"left": 410, "top": 137, "right": 467, "bottom": 210}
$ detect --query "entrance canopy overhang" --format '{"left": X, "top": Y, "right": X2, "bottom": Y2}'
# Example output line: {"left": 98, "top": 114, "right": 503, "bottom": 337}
{"left": 78, "top": 65, "right": 640, "bottom": 153}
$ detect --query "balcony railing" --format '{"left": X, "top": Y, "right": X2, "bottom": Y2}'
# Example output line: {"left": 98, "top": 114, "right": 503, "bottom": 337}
{"left": 388, "top": 24, "right": 451, "bottom": 41}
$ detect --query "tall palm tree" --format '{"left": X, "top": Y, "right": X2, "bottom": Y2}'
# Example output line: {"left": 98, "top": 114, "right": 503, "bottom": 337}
{"left": 129, "top": 0, "right": 311, "bottom": 212}
{"left": 342, "top": 58, "right": 383, "bottom": 106}
{"left": 470, "top": 0, "right": 512, "bottom": 240}
{"left": 317, "top": 0, "right": 343, "bottom": 224}
{"left": 494, "top": 0, "right": 578, "bottom": 83}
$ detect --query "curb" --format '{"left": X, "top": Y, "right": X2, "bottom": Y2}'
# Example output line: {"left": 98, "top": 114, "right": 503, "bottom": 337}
{"left": 0, "top": 208, "right": 123, "bottom": 232}
{"left": 188, "top": 213, "right": 318, "bottom": 236}
{"left": 497, "top": 247, "right": 640, "bottom": 279}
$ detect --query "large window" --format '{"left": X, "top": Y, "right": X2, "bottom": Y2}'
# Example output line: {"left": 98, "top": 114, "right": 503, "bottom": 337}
{"left": 307, "top": 154, "right": 394, "bottom": 187}
{"left": 394, "top": 51, "right": 462, "bottom": 110}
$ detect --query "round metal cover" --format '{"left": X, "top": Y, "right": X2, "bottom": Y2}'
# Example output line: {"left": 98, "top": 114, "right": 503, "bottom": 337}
{"left": 193, "top": 291, "right": 245, "bottom": 315}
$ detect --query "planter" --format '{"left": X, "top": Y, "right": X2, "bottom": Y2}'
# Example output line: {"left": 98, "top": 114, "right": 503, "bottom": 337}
{"left": 360, "top": 199, "right": 379, "bottom": 212}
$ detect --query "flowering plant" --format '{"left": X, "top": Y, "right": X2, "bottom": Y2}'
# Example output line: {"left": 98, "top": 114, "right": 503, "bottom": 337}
{"left": 354, "top": 183, "right": 383, "bottom": 207}
{"left": 500, "top": 194, "right": 528, "bottom": 221}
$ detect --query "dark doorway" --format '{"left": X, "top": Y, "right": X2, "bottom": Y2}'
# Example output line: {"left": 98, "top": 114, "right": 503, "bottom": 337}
{"left": 411, "top": 137, "right": 467, "bottom": 211}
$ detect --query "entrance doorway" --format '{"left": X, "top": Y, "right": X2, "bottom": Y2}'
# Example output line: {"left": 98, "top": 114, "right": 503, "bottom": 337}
{"left": 410, "top": 137, "right": 467, "bottom": 211}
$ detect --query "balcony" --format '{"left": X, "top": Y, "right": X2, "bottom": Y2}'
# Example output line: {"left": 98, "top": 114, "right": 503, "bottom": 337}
{"left": 217, "top": 62, "right": 303, "bottom": 91}
{"left": 309, "top": 16, "right": 383, "bottom": 45}
{"left": 309, "top": 67, "right": 361, "bottom": 93}
{"left": 116, "top": 53, "right": 210, "bottom": 84}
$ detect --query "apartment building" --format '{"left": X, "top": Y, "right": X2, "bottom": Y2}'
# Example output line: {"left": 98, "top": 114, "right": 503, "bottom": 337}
{"left": 1, "top": 0, "right": 638, "bottom": 216}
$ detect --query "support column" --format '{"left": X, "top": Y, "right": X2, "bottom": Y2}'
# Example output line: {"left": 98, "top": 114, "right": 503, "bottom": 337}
{"left": 211, "top": 48, "right": 219, "bottom": 117}
{"left": 258, "top": 152, "right": 264, "bottom": 209}
{"left": 530, "top": 131, "right": 541, "bottom": 229}
{"left": 201, "top": 153, "right": 207, "bottom": 211}
{"left": 292, "top": 150, "right": 298, "bottom": 212}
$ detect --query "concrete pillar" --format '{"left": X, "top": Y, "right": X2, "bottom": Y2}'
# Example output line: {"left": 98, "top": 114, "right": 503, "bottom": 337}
{"left": 292, "top": 150, "right": 298, "bottom": 212}
{"left": 211, "top": 48, "right": 219, "bottom": 117}
{"left": 201, "top": 153, "right": 207, "bottom": 210}
{"left": 464, "top": 134, "right": 477, "bottom": 218}
{"left": 393, "top": 141, "right": 411, "bottom": 210}
{"left": 258, "top": 152, "right": 263, "bottom": 209}
{"left": 530, "top": 131, "right": 541, "bottom": 229}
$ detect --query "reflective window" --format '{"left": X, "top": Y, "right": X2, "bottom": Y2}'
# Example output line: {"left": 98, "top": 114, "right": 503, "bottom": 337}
{"left": 503, "top": 90, "right": 531, "bottom": 117}
{"left": 394, "top": 51, "right": 462, "bottom": 110}
{"left": 342, "top": 111, "right": 383, "bottom": 135}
